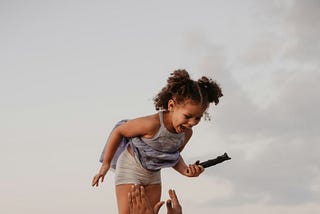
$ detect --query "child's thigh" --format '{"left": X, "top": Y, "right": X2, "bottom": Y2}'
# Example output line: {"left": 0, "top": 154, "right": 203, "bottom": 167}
{"left": 116, "top": 184, "right": 134, "bottom": 214}
{"left": 144, "top": 183, "right": 162, "bottom": 207}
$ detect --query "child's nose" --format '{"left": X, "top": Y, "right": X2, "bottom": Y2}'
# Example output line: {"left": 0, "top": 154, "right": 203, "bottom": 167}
{"left": 188, "top": 120, "right": 198, "bottom": 127}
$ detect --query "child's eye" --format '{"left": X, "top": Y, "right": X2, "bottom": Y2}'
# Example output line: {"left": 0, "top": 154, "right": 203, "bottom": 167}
{"left": 184, "top": 114, "right": 192, "bottom": 119}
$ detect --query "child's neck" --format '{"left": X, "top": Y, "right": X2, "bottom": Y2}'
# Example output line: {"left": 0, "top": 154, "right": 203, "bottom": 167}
{"left": 162, "top": 111, "right": 176, "bottom": 133}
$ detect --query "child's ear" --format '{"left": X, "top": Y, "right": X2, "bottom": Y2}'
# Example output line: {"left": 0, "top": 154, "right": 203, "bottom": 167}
{"left": 168, "top": 99, "right": 175, "bottom": 111}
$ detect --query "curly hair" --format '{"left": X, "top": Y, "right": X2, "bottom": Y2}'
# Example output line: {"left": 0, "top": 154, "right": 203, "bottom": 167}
{"left": 153, "top": 69, "right": 223, "bottom": 116}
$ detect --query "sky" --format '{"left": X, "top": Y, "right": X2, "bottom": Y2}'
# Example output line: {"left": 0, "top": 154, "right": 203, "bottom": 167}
{"left": 1, "top": 0, "right": 319, "bottom": 213}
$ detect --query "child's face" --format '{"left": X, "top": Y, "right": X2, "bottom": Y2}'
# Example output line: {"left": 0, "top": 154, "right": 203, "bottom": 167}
{"left": 169, "top": 99, "right": 207, "bottom": 133}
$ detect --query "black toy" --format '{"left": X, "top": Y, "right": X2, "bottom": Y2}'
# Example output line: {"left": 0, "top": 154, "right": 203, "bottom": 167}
{"left": 197, "top": 152, "right": 231, "bottom": 168}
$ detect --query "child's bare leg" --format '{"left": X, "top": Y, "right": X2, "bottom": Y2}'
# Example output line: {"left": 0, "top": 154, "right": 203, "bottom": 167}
{"left": 116, "top": 184, "right": 133, "bottom": 214}
{"left": 144, "top": 183, "right": 161, "bottom": 209}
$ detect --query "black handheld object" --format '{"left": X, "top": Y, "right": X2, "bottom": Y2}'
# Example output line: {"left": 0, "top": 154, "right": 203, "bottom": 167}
{"left": 198, "top": 152, "right": 231, "bottom": 168}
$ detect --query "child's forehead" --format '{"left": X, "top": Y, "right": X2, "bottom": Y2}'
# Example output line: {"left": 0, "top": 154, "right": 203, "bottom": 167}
{"left": 178, "top": 98, "right": 207, "bottom": 108}
{"left": 177, "top": 99, "right": 207, "bottom": 112}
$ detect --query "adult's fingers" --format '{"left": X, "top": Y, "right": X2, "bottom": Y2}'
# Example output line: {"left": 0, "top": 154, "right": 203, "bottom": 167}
{"left": 131, "top": 185, "right": 138, "bottom": 205}
{"left": 140, "top": 186, "right": 146, "bottom": 203}
{"left": 169, "top": 189, "right": 180, "bottom": 205}
{"left": 166, "top": 199, "right": 173, "bottom": 210}
{"left": 153, "top": 201, "right": 164, "bottom": 214}
{"left": 128, "top": 191, "right": 133, "bottom": 213}
{"left": 168, "top": 189, "right": 182, "bottom": 214}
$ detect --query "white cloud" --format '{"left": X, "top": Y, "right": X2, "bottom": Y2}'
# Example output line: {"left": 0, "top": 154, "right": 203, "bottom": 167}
{"left": 283, "top": 0, "right": 320, "bottom": 63}
{"left": 1, "top": 1, "right": 319, "bottom": 213}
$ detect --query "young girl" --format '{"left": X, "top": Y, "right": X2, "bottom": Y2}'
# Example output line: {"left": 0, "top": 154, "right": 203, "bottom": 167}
{"left": 92, "top": 69, "right": 223, "bottom": 214}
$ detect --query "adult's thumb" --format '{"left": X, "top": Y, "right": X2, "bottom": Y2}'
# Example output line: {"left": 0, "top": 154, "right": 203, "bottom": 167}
{"left": 153, "top": 201, "right": 165, "bottom": 214}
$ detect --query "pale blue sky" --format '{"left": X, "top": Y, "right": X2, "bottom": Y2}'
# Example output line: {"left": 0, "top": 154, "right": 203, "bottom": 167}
{"left": 1, "top": 0, "right": 319, "bottom": 213}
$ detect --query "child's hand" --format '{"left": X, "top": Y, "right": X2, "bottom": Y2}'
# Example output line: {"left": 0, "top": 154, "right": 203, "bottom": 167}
{"left": 184, "top": 162, "right": 204, "bottom": 177}
{"left": 92, "top": 164, "right": 110, "bottom": 187}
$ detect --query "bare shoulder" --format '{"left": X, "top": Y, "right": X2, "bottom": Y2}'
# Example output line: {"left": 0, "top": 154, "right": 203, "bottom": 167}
{"left": 137, "top": 113, "right": 161, "bottom": 138}
{"left": 117, "top": 113, "right": 160, "bottom": 138}
{"left": 133, "top": 113, "right": 160, "bottom": 130}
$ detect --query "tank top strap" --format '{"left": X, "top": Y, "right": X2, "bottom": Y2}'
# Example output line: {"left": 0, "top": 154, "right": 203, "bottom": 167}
{"left": 159, "top": 111, "right": 165, "bottom": 127}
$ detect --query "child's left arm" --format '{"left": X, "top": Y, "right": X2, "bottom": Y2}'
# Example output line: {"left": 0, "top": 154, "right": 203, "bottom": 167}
{"left": 173, "top": 129, "right": 204, "bottom": 177}
{"left": 173, "top": 155, "right": 204, "bottom": 177}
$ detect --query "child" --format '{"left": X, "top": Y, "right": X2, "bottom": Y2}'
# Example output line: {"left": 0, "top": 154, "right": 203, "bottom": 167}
{"left": 92, "top": 69, "right": 223, "bottom": 214}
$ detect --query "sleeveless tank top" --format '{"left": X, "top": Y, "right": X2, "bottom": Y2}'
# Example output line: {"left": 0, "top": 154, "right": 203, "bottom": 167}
{"left": 130, "top": 111, "right": 186, "bottom": 171}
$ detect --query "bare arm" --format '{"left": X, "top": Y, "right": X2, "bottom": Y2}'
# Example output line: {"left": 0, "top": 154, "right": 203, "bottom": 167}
{"left": 92, "top": 114, "right": 160, "bottom": 187}
{"left": 172, "top": 129, "right": 204, "bottom": 177}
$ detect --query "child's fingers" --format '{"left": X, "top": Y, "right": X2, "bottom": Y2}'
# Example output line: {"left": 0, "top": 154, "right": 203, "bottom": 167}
{"left": 187, "top": 164, "right": 195, "bottom": 176}
{"left": 95, "top": 177, "right": 100, "bottom": 187}
{"left": 192, "top": 164, "right": 203, "bottom": 174}
{"left": 199, "top": 164, "right": 205, "bottom": 173}
{"left": 196, "top": 164, "right": 204, "bottom": 174}
{"left": 186, "top": 164, "right": 204, "bottom": 177}
{"left": 91, "top": 178, "right": 95, "bottom": 186}
{"left": 92, "top": 175, "right": 99, "bottom": 186}
{"left": 92, "top": 174, "right": 106, "bottom": 187}
{"left": 191, "top": 164, "right": 197, "bottom": 174}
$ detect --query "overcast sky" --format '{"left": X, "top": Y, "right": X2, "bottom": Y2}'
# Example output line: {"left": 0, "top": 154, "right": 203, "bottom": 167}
{"left": 1, "top": 0, "right": 319, "bottom": 213}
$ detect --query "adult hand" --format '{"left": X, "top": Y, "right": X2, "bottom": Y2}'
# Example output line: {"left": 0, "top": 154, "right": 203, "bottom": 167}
{"left": 128, "top": 185, "right": 164, "bottom": 214}
{"left": 91, "top": 163, "right": 110, "bottom": 187}
{"left": 166, "top": 189, "right": 182, "bottom": 214}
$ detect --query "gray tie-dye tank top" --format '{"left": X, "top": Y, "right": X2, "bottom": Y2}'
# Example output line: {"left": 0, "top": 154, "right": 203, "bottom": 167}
{"left": 130, "top": 111, "right": 186, "bottom": 171}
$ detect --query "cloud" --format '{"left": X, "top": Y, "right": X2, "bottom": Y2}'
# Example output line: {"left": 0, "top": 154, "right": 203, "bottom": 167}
{"left": 240, "top": 37, "right": 283, "bottom": 65}
{"left": 209, "top": 53, "right": 320, "bottom": 206}
{"left": 2, "top": 1, "right": 319, "bottom": 213}
{"left": 181, "top": 1, "right": 320, "bottom": 206}
{"left": 283, "top": 0, "right": 320, "bottom": 64}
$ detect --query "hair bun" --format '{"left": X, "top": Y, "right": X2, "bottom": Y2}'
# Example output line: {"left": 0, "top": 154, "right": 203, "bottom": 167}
{"left": 198, "top": 76, "right": 223, "bottom": 105}
{"left": 198, "top": 77, "right": 210, "bottom": 88}
{"left": 168, "top": 69, "right": 191, "bottom": 84}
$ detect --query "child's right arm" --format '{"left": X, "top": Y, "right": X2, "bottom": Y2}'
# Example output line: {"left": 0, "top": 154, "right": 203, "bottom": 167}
{"left": 92, "top": 127, "right": 123, "bottom": 187}
{"left": 92, "top": 114, "right": 160, "bottom": 187}
{"left": 101, "top": 127, "right": 125, "bottom": 165}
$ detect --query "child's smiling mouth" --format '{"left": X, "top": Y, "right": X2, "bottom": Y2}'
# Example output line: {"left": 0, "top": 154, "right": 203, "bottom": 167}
{"left": 176, "top": 125, "right": 190, "bottom": 133}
